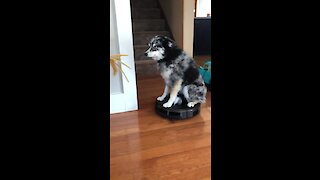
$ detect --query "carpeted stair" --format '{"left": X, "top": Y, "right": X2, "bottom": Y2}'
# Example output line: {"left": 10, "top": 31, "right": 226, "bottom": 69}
{"left": 131, "top": 0, "right": 173, "bottom": 77}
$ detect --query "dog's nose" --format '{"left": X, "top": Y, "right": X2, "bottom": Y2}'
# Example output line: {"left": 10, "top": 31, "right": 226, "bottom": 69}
{"left": 144, "top": 52, "right": 148, "bottom": 56}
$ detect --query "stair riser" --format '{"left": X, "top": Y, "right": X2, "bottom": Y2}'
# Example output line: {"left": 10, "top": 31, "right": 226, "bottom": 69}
{"left": 133, "top": 23, "right": 166, "bottom": 32}
{"left": 132, "top": 9, "right": 162, "bottom": 19}
{"left": 135, "top": 61, "right": 158, "bottom": 77}
{"left": 134, "top": 47, "right": 153, "bottom": 60}
{"left": 134, "top": 32, "right": 171, "bottom": 45}
{"left": 131, "top": 0, "right": 159, "bottom": 8}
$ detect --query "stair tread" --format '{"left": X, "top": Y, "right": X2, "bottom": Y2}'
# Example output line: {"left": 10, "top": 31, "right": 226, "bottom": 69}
{"left": 134, "top": 31, "right": 170, "bottom": 34}
{"left": 132, "top": 7, "right": 160, "bottom": 10}
{"left": 133, "top": 19, "right": 164, "bottom": 21}
{"left": 134, "top": 45, "right": 149, "bottom": 48}
{"left": 135, "top": 60, "right": 156, "bottom": 64}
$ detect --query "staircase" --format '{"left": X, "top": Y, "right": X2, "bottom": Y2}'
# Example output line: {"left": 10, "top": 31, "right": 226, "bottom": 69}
{"left": 130, "top": 0, "right": 173, "bottom": 77}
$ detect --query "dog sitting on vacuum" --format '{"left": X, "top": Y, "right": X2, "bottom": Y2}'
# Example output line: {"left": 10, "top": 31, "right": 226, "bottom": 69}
{"left": 144, "top": 35, "right": 207, "bottom": 108}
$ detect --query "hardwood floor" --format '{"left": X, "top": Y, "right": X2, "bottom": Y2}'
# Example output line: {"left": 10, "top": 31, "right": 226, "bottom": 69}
{"left": 110, "top": 75, "right": 211, "bottom": 180}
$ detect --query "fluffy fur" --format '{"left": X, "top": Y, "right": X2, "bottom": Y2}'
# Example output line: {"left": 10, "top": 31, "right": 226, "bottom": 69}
{"left": 145, "top": 35, "right": 207, "bottom": 108}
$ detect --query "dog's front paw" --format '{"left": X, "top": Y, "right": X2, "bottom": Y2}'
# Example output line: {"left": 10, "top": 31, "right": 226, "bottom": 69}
{"left": 187, "top": 102, "right": 196, "bottom": 107}
{"left": 163, "top": 101, "right": 173, "bottom": 108}
{"left": 157, "top": 96, "right": 165, "bottom": 101}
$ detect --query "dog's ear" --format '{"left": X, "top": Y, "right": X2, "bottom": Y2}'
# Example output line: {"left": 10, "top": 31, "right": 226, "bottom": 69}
{"left": 164, "top": 36, "right": 177, "bottom": 48}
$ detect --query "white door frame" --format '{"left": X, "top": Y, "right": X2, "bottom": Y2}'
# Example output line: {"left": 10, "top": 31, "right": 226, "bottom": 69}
{"left": 110, "top": 0, "right": 138, "bottom": 114}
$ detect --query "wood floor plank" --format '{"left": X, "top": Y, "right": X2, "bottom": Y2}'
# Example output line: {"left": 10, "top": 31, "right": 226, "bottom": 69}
{"left": 110, "top": 122, "right": 211, "bottom": 157}
{"left": 110, "top": 75, "right": 211, "bottom": 180}
{"left": 111, "top": 147, "right": 211, "bottom": 180}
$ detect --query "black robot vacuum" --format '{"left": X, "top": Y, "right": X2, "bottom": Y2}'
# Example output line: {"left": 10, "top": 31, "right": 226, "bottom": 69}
{"left": 155, "top": 95, "right": 201, "bottom": 120}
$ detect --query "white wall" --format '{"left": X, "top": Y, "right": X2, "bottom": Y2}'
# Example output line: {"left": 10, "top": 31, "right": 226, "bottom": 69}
{"left": 196, "top": 0, "right": 211, "bottom": 17}
{"left": 158, "top": 0, "right": 194, "bottom": 57}
{"left": 158, "top": 0, "right": 183, "bottom": 48}
{"left": 110, "top": 0, "right": 123, "bottom": 94}
{"left": 183, "top": 0, "right": 195, "bottom": 57}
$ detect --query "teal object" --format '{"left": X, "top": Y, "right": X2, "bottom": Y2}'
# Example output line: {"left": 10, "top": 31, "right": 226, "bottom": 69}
{"left": 199, "top": 60, "right": 211, "bottom": 85}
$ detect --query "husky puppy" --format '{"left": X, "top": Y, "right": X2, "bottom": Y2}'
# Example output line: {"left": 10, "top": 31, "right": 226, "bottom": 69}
{"left": 144, "top": 35, "right": 207, "bottom": 108}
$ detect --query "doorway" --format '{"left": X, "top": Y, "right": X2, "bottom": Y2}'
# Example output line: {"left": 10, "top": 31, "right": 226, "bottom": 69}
{"left": 110, "top": 0, "right": 138, "bottom": 114}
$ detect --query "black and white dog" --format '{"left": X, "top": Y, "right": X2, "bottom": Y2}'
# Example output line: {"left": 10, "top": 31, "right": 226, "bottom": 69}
{"left": 145, "top": 35, "right": 207, "bottom": 108}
